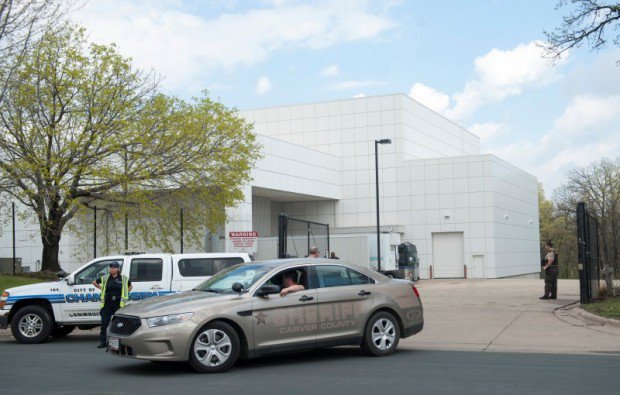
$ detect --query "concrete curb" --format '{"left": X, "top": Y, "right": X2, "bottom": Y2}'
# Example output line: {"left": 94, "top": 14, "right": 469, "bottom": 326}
{"left": 576, "top": 307, "right": 620, "bottom": 329}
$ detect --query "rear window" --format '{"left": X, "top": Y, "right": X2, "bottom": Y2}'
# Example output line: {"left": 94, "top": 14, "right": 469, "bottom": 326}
{"left": 130, "top": 258, "right": 163, "bottom": 282}
{"left": 178, "top": 257, "right": 245, "bottom": 277}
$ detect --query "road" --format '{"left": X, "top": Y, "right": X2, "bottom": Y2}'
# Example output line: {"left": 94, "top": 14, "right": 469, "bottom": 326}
{"left": 1, "top": 334, "right": 618, "bottom": 395}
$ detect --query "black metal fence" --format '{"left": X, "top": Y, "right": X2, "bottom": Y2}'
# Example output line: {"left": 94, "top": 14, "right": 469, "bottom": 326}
{"left": 576, "top": 202, "right": 601, "bottom": 304}
{"left": 278, "top": 214, "right": 330, "bottom": 259}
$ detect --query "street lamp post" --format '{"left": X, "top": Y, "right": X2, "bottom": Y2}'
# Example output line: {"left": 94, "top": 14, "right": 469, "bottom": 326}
{"left": 375, "top": 138, "right": 391, "bottom": 272}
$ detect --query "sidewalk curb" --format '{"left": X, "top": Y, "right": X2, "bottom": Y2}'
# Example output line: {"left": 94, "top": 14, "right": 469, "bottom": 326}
{"left": 575, "top": 307, "right": 620, "bottom": 329}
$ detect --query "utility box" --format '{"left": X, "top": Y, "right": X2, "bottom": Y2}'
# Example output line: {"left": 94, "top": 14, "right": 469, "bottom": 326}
{"left": 0, "top": 258, "right": 22, "bottom": 274}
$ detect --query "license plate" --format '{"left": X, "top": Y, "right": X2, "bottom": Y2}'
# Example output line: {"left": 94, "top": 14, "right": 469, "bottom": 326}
{"left": 108, "top": 337, "right": 119, "bottom": 351}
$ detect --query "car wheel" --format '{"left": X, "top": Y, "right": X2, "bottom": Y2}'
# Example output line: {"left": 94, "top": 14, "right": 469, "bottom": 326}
{"left": 50, "top": 324, "right": 76, "bottom": 338}
{"left": 362, "top": 311, "right": 400, "bottom": 357}
{"left": 188, "top": 321, "right": 240, "bottom": 373}
{"left": 11, "top": 305, "right": 53, "bottom": 344}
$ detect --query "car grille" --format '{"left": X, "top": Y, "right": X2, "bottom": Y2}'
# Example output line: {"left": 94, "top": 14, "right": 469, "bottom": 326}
{"left": 110, "top": 315, "right": 141, "bottom": 335}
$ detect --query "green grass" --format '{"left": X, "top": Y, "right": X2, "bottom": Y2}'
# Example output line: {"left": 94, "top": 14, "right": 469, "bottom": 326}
{"left": 583, "top": 297, "right": 620, "bottom": 320}
{"left": 0, "top": 275, "right": 47, "bottom": 294}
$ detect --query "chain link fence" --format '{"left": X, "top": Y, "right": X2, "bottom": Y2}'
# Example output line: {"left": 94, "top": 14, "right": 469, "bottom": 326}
{"left": 0, "top": 202, "right": 285, "bottom": 273}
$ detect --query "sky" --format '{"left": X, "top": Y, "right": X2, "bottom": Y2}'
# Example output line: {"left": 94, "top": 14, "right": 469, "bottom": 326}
{"left": 73, "top": 0, "right": 620, "bottom": 196}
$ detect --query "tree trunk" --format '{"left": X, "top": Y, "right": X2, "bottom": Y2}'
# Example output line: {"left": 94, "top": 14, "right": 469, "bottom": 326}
{"left": 41, "top": 232, "right": 62, "bottom": 272}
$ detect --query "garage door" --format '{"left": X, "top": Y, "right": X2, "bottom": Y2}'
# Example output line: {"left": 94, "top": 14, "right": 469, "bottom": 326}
{"left": 432, "top": 232, "right": 464, "bottom": 278}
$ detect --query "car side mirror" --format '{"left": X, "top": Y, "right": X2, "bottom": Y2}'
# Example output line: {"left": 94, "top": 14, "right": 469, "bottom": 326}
{"left": 232, "top": 282, "right": 244, "bottom": 293}
{"left": 57, "top": 270, "right": 67, "bottom": 279}
{"left": 256, "top": 284, "right": 280, "bottom": 297}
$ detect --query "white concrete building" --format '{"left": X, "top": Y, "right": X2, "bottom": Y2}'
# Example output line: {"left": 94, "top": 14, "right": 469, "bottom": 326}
{"left": 227, "top": 93, "right": 540, "bottom": 279}
{"left": 0, "top": 93, "right": 540, "bottom": 278}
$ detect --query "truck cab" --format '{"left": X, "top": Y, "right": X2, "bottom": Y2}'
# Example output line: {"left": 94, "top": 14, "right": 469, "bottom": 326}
{"left": 0, "top": 252, "right": 251, "bottom": 344}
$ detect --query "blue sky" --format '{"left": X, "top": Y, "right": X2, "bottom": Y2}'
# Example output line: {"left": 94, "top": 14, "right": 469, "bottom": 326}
{"left": 75, "top": 0, "right": 620, "bottom": 195}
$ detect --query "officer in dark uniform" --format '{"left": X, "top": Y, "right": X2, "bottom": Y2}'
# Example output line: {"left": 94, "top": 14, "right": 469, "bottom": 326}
{"left": 92, "top": 262, "right": 132, "bottom": 348}
{"left": 540, "top": 241, "right": 558, "bottom": 300}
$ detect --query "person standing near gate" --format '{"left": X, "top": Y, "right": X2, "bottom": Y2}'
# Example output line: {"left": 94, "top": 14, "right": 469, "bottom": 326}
{"left": 540, "top": 241, "right": 558, "bottom": 300}
{"left": 92, "top": 262, "right": 132, "bottom": 348}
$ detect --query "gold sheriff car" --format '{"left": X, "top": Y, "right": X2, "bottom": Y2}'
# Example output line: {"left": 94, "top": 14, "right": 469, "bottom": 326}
{"left": 107, "top": 258, "right": 424, "bottom": 372}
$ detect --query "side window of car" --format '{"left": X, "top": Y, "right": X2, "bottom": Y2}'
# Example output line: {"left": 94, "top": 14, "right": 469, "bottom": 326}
{"left": 212, "top": 257, "right": 245, "bottom": 274}
{"left": 348, "top": 268, "right": 373, "bottom": 285}
{"left": 130, "top": 258, "right": 163, "bottom": 282}
{"left": 315, "top": 265, "right": 351, "bottom": 288}
{"left": 75, "top": 260, "right": 122, "bottom": 284}
{"left": 178, "top": 259, "right": 213, "bottom": 277}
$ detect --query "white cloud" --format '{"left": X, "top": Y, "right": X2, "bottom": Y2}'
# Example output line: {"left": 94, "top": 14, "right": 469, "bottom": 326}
{"left": 448, "top": 41, "right": 565, "bottom": 120}
{"left": 321, "top": 64, "right": 340, "bottom": 77}
{"left": 255, "top": 76, "right": 272, "bottom": 95}
{"left": 409, "top": 82, "right": 450, "bottom": 114}
{"left": 488, "top": 93, "right": 620, "bottom": 192}
{"left": 74, "top": 1, "right": 396, "bottom": 91}
{"left": 353, "top": 93, "right": 366, "bottom": 98}
{"left": 408, "top": 41, "right": 566, "bottom": 122}
{"left": 323, "top": 80, "right": 386, "bottom": 91}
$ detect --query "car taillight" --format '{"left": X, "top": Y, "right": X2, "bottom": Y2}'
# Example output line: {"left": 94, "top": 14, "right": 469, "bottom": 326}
{"left": 412, "top": 286, "right": 420, "bottom": 298}
{"left": 0, "top": 291, "right": 8, "bottom": 309}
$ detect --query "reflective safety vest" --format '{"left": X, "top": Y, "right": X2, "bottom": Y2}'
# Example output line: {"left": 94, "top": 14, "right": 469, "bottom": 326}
{"left": 100, "top": 274, "right": 129, "bottom": 308}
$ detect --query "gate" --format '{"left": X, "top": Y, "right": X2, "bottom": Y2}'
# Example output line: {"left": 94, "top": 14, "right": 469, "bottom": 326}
{"left": 576, "top": 202, "right": 600, "bottom": 304}
{"left": 277, "top": 214, "right": 330, "bottom": 259}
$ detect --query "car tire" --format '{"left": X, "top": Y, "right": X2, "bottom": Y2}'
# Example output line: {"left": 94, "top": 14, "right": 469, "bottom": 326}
{"left": 11, "top": 305, "right": 53, "bottom": 344}
{"left": 188, "top": 321, "right": 241, "bottom": 373}
{"left": 361, "top": 311, "right": 400, "bottom": 357}
{"left": 50, "top": 324, "right": 76, "bottom": 338}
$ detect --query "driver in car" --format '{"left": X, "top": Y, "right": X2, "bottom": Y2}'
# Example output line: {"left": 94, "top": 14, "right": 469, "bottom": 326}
{"left": 280, "top": 271, "right": 305, "bottom": 296}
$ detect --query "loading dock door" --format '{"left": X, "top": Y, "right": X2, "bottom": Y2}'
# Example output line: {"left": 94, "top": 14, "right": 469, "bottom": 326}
{"left": 432, "top": 232, "right": 465, "bottom": 278}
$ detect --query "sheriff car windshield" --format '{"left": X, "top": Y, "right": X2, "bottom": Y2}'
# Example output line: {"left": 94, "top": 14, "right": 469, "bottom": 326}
{"left": 194, "top": 264, "right": 271, "bottom": 294}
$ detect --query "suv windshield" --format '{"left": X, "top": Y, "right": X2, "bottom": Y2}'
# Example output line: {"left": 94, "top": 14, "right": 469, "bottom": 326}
{"left": 194, "top": 264, "right": 271, "bottom": 294}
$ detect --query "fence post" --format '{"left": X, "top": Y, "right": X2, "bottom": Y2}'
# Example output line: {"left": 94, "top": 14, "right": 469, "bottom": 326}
{"left": 576, "top": 202, "right": 588, "bottom": 304}
{"left": 277, "top": 214, "right": 287, "bottom": 259}
{"left": 180, "top": 208, "right": 184, "bottom": 253}
{"left": 326, "top": 223, "right": 330, "bottom": 257}
{"left": 12, "top": 202, "right": 16, "bottom": 276}
{"left": 93, "top": 206, "right": 97, "bottom": 258}
{"left": 124, "top": 213, "right": 129, "bottom": 251}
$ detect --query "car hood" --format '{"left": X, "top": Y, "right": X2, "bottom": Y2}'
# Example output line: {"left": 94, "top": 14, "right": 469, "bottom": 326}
{"left": 118, "top": 290, "right": 240, "bottom": 317}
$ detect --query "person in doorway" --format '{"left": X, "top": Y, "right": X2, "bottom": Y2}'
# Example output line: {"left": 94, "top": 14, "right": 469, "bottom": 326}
{"left": 93, "top": 262, "right": 132, "bottom": 348}
{"left": 540, "top": 241, "right": 558, "bottom": 300}
{"left": 330, "top": 252, "right": 339, "bottom": 259}
{"left": 309, "top": 246, "right": 320, "bottom": 258}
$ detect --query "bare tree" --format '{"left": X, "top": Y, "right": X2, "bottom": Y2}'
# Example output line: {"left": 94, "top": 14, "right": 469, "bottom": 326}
{"left": 554, "top": 158, "right": 620, "bottom": 294}
{"left": 543, "top": 0, "right": 620, "bottom": 63}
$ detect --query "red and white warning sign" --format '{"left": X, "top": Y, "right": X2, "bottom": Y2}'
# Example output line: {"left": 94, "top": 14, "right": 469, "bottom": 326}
{"left": 229, "top": 231, "right": 259, "bottom": 250}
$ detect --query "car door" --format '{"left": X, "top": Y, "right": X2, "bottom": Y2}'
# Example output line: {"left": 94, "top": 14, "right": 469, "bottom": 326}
{"left": 313, "top": 265, "right": 376, "bottom": 346}
{"left": 62, "top": 258, "right": 123, "bottom": 323}
{"left": 126, "top": 256, "right": 171, "bottom": 302}
{"left": 251, "top": 266, "right": 318, "bottom": 354}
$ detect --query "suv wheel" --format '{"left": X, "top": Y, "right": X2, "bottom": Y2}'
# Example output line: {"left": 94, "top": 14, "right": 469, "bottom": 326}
{"left": 11, "top": 305, "right": 53, "bottom": 344}
{"left": 362, "top": 311, "right": 400, "bottom": 356}
{"left": 188, "top": 321, "right": 240, "bottom": 373}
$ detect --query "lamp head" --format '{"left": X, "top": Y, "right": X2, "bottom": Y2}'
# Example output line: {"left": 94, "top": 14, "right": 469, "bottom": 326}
{"left": 376, "top": 139, "right": 392, "bottom": 144}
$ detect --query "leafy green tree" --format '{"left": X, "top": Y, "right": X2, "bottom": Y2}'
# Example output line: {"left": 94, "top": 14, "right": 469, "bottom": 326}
{"left": 0, "top": 25, "right": 260, "bottom": 271}
{"left": 543, "top": 1, "right": 620, "bottom": 63}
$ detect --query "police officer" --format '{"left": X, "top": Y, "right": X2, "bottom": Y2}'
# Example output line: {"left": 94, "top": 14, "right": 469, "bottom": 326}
{"left": 92, "top": 262, "right": 132, "bottom": 348}
{"left": 540, "top": 241, "right": 558, "bottom": 300}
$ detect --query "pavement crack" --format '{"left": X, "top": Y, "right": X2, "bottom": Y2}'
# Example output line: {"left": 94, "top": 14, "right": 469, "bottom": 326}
{"left": 482, "top": 312, "right": 523, "bottom": 352}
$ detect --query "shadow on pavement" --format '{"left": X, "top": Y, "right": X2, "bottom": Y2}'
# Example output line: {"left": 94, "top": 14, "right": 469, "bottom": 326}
{"left": 107, "top": 347, "right": 418, "bottom": 375}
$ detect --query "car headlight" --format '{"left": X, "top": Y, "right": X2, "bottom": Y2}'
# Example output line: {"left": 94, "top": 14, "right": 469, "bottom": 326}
{"left": 146, "top": 313, "right": 193, "bottom": 328}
